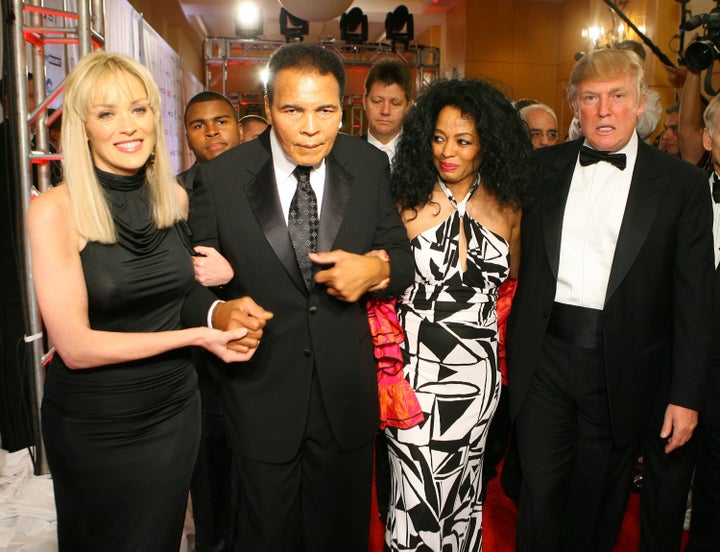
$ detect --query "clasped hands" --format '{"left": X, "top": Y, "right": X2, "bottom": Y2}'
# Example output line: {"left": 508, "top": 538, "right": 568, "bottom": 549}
{"left": 212, "top": 297, "right": 273, "bottom": 357}
{"left": 207, "top": 248, "right": 389, "bottom": 358}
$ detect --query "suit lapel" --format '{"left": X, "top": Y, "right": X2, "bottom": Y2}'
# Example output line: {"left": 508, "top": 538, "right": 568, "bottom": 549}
{"left": 317, "top": 151, "right": 352, "bottom": 253}
{"left": 604, "top": 141, "right": 665, "bottom": 305}
{"left": 542, "top": 144, "right": 579, "bottom": 280}
{"left": 244, "top": 136, "right": 307, "bottom": 294}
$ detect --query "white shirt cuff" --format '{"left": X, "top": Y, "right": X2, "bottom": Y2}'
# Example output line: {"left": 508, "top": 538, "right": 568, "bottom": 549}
{"left": 207, "top": 299, "right": 225, "bottom": 328}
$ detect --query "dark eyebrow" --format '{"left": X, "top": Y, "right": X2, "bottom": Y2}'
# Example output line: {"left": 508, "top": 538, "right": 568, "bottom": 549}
{"left": 189, "top": 115, "right": 227, "bottom": 125}
{"left": 277, "top": 103, "right": 339, "bottom": 111}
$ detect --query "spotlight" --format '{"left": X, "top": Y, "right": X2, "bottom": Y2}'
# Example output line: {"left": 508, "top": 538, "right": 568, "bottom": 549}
{"left": 235, "top": 2, "right": 263, "bottom": 39}
{"left": 280, "top": 7, "right": 309, "bottom": 42}
{"left": 385, "top": 5, "right": 413, "bottom": 49}
{"left": 340, "top": 7, "right": 368, "bottom": 44}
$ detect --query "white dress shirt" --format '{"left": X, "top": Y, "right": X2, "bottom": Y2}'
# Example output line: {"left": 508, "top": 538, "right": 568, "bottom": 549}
{"left": 270, "top": 129, "right": 326, "bottom": 222}
{"left": 555, "top": 132, "right": 639, "bottom": 309}
{"left": 709, "top": 173, "right": 720, "bottom": 268}
{"left": 367, "top": 131, "right": 401, "bottom": 168}
{"left": 207, "top": 129, "right": 328, "bottom": 327}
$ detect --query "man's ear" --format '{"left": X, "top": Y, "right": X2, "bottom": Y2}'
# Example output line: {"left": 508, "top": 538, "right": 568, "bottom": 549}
{"left": 703, "top": 127, "right": 713, "bottom": 153}
{"left": 264, "top": 95, "right": 272, "bottom": 125}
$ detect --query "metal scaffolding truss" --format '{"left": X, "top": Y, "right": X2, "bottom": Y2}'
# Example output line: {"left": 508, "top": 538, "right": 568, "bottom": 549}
{"left": 5, "top": 0, "right": 104, "bottom": 474}
{"left": 203, "top": 37, "right": 440, "bottom": 134}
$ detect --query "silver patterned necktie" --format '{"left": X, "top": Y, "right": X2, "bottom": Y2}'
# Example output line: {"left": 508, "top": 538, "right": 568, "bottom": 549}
{"left": 289, "top": 165, "right": 318, "bottom": 289}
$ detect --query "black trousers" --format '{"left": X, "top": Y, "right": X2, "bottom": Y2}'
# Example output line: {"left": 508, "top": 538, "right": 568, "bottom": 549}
{"left": 638, "top": 396, "right": 696, "bottom": 552}
{"left": 190, "top": 386, "right": 234, "bottom": 551}
{"left": 374, "top": 430, "right": 391, "bottom": 524}
{"left": 515, "top": 332, "right": 635, "bottom": 552}
{"left": 686, "top": 420, "right": 720, "bottom": 551}
{"left": 231, "top": 372, "right": 374, "bottom": 551}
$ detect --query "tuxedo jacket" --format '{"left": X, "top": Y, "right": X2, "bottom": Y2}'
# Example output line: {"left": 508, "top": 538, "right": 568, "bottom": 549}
{"left": 177, "top": 163, "right": 199, "bottom": 196}
{"left": 182, "top": 129, "right": 413, "bottom": 463}
{"left": 507, "top": 138, "right": 714, "bottom": 446}
{"left": 702, "top": 257, "right": 720, "bottom": 426}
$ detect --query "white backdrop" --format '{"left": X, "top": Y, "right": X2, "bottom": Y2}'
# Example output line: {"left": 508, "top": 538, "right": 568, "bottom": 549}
{"left": 100, "top": 0, "right": 202, "bottom": 171}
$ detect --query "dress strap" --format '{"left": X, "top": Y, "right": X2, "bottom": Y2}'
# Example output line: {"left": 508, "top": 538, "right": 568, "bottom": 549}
{"left": 438, "top": 174, "right": 480, "bottom": 215}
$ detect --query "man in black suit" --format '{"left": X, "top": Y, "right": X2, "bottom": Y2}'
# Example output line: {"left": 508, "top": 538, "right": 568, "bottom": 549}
{"left": 359, "top": 57, "right": 412, "bottom": 526}
{"left": 507, "top": 48, "right": 713, "bottom": 551}
{"left": 683, "top": 93, "right": 720, "bottom": 552}
{"left": 179, "top": 91, "right": 243, "bottom": 194}
{"left": 180, "top": 90, "right": 243, "bottom": 552}
{"left": 361, "top": 59, "right": 412, "bottom": 167}
{"left": 182, "top": 43, "right": 413, "bottom": 550}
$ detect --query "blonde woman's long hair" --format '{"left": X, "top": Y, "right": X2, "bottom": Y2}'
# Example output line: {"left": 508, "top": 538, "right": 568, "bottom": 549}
{"left": 61, "top": 51, "right": 182, "bottom": 243}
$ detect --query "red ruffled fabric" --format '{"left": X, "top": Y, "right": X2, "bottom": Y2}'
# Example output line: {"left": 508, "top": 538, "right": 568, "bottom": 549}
{"left": 496, "top": 278, "right": 518, "bottom": 386}
{"left": 366, "top": 297, "right": 424, "bottom": 430}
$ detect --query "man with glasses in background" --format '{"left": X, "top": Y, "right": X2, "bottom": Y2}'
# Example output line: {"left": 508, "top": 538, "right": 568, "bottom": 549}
{"left": 519, "top": 103, "right": 559, "bottom": 149}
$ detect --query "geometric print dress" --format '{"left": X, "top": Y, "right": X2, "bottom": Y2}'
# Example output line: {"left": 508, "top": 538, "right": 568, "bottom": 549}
{"left": 385, "top": 178, "right": 507, "bottom": 551}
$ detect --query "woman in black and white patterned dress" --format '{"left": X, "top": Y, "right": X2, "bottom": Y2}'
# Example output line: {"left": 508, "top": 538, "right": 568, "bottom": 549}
{"left": 385, "top": 78, "right": 534, "bottom": 551}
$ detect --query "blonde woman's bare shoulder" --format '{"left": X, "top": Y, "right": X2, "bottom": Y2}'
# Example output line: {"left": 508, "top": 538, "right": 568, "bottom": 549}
{"left": 28, "top": 185, "right": 71, "bottom": 225}
{"left": 28, "top": 186, "right": 83, "bottom": 249}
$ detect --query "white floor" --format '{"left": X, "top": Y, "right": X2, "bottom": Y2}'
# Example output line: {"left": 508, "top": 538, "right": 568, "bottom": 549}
{"left": 0, "top": 448, "right": 196, "bottom": 551}
{"left": 0, "top": 448, "right": 56, "bottom": 551}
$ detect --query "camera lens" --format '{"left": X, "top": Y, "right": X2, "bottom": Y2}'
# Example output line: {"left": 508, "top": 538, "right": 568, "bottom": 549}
{"left": 685, "top": 40, "right": 719, "bottom": 71}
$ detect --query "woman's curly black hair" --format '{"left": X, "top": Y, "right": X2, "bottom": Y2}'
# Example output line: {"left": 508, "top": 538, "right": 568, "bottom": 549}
{"left": 391, "top": 78, "right": 535, "bottom": 213}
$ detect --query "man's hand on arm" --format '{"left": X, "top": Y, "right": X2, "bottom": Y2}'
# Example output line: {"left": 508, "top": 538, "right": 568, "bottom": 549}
{"left": 192, "top": 245, "right": 234, "bottom": 287}
{"left": 211, "top": 296, "right": 274, "bottom": 355}
{"left": 309, "top": 249, "right": 390, "bottom": 303}
{"left": 660, "top": 403, "right": 699, "bottom": 453}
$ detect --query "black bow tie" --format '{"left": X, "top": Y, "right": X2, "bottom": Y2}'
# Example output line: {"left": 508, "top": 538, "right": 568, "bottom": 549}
{"left": 713, "top": 173, "right": 720, "bottom": 203}
{"left": 579, "top": 146, "right": 627, "bottom": 170}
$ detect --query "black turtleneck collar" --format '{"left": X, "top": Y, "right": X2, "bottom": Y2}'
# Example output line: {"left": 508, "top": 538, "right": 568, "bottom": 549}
{"left": 94, "top": 166, "right": 147, "bottom": 192}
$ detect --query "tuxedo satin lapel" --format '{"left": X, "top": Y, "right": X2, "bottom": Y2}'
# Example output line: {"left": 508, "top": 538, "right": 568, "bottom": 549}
{"left": 244, "top": 156, "right": 307, "bottom": 294}
{"left": 604, "top": 145, "right": 665, "bottom": 305}
{"left": 542, "top": 150, "right": 577, "bottom": 280}
{"left": 317, "top": 153, "right": 352, "bottom": 253}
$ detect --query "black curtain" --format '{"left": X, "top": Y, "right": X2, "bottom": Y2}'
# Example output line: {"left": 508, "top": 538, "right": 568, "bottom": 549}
{"left": 0, "top": 0, "right": 34, "bottom": 452}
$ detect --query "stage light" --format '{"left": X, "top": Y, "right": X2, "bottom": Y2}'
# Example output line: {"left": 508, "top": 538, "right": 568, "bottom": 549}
{"left": 340, "top": 7, "right": 368, "bottom": 44}
{"left": 385, "top": 5, "right": 414, "bottom": 49}
{"left": 279, "top": 7, "right": 309, "bottom": 42}
{"left": 235, "top": 2, "right": 263, "bottom": 39}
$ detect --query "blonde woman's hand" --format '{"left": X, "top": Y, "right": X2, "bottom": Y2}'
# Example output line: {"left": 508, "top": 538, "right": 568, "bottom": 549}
{"left": 199, "top": 326, "right": 259, "bottom": 363}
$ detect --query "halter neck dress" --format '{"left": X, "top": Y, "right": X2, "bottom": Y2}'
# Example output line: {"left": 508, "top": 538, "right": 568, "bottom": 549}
{"left": 385, "top": 178, "right": 508, "bottom": 551}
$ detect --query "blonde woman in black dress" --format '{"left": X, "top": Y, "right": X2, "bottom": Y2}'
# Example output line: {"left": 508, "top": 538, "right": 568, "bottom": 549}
{"left": 27, "top": 52, "right": 269, "bottom": 551}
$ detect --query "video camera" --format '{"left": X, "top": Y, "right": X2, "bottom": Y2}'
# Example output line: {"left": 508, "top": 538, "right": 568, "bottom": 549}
{"left": 682, "top": 7, "right": 720, "bottom": 71}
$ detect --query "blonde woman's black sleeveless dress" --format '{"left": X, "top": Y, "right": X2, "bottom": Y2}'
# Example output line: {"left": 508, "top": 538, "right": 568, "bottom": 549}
{"left": 41, "top": 168, "right": 201, "bottom": 551}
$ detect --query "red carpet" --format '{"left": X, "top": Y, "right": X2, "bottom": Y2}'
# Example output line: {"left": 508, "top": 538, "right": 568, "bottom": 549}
{"left": 368, "top": 470, "right": 690, "bottom": 551}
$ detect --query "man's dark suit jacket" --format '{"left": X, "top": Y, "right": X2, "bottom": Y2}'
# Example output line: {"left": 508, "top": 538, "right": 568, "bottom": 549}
{"left": 177, "top": 163, "right": 199, "bottom": 196}
{"left": 182, "top": 129, "right": 413, "bottom": 463}
{"left": 705, "top": 263, "right": 720, "bottom": 426}
{"left": 507, "top": 138, "right": 714, "bottom": 447}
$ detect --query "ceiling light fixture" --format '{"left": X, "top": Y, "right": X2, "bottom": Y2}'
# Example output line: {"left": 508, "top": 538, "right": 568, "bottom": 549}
{"left": 235, "top": 2, "right": 263, "bottom": 39}
{"left": 340, "top": 7, "right": 368, "bottom": 44}
{"left": 385, "top": 5, "right": 414, "bottom": 50}
{"left": 279, "top": 7, "right": 309, "bottom": 43}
